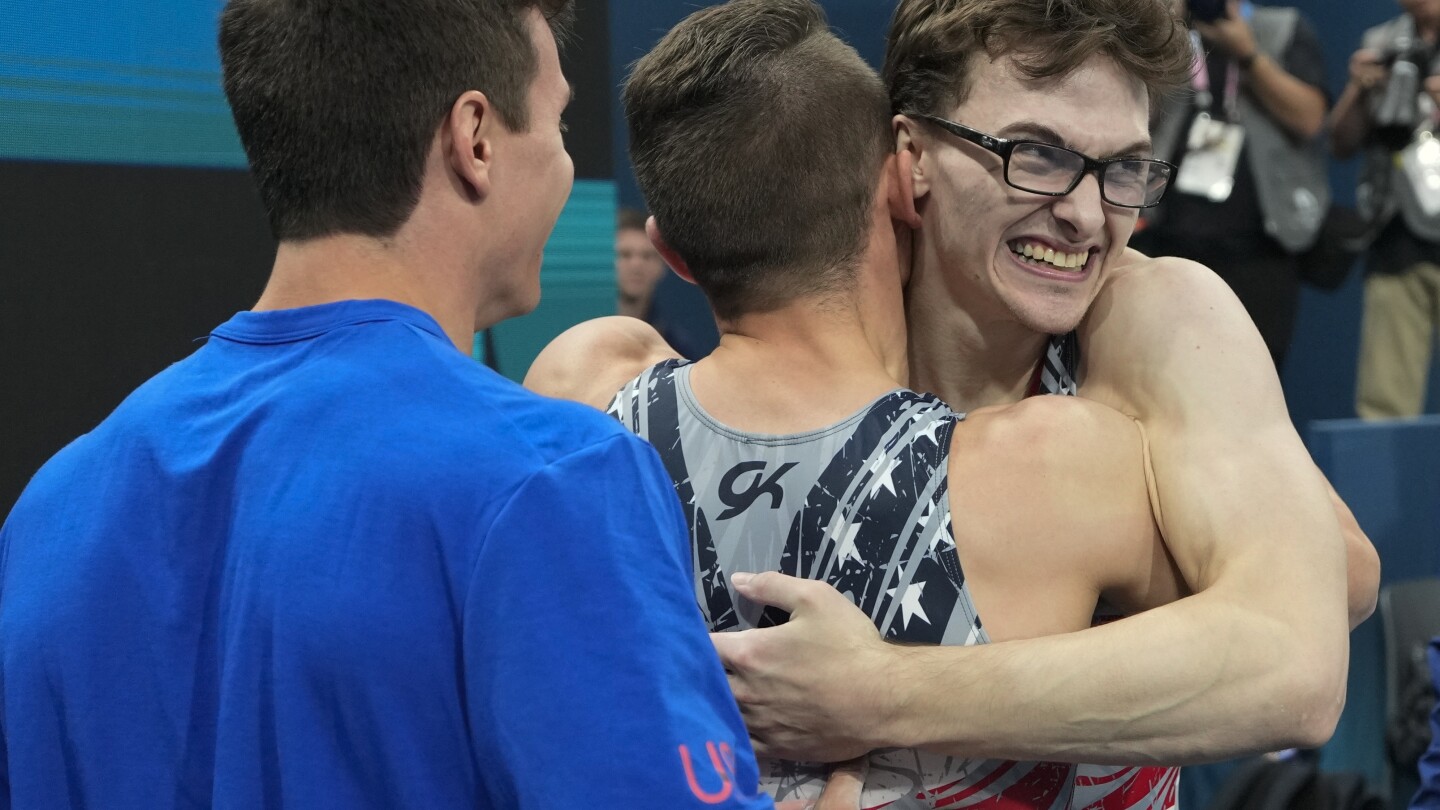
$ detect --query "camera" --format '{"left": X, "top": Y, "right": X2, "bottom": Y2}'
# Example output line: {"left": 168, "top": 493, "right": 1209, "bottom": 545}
{"left": 1372, "top": 36, "right": 1440, "bottom": 151}
{"left": 1187, "top": 0, "right": 1226, "bottom": 23}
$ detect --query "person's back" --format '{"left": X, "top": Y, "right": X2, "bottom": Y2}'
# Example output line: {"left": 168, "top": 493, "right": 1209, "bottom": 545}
{"left": 607, "top": 358, "right": 1177, "bottom": 808}
{"left": 1, "top": 300, "right": 756, "bottom": 807}
{"left": 528, "top": 2, "right": 1184, "bottom": 805}
{"left": 0, "top": 0, "right": 774, "bottom": 805}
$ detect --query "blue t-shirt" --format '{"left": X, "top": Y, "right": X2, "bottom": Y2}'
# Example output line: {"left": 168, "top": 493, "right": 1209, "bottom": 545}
{"left": 0, "top": 300, "right": 770, "bottom": 810}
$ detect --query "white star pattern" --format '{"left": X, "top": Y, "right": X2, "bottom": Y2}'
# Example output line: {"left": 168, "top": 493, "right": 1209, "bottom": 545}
{"left": 887, "top": 581, "right": 930, "bottom": 629}
{"left": 828, "top": 514, "right": 865, "bottom": 565}
{"left": 925, "top": 513, "right": 955, "bottom": 552}
{"left": 914, "top": 418, "right": 944, "bottom": 447}
{"left": 867, "top": 455, "right": 898, "bottom": 497}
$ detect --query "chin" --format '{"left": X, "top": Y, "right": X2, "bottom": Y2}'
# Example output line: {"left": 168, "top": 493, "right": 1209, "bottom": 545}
{"left": 483, "top": 284, "right": 542, "bottom": 328}
{"left": 1006, "top": 293, "right": 1091, "bottom": 337}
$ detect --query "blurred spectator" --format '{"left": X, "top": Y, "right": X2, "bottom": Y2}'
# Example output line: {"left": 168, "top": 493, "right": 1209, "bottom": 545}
{"left": 1132, "top": 0, "right": 1329, "bottom": 371}
{"left": 615, "top": 207, "right": 667, "bottom": 320}
{"left": 1412, "top": 637, "right": 1440, "bottom": 809}
{"left": 615, "top": 207, "right": 708, "bottom": 358}
{"left": 1334, "top": 0, "right": 1440, "bottom": 420}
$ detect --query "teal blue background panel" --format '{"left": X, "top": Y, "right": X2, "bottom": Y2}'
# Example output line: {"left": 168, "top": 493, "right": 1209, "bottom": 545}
{"left": 474, "top": 179, "right": 616, "bottom": 382}
{"left": 0, "top": 0, "right": 244, "bottom": 167}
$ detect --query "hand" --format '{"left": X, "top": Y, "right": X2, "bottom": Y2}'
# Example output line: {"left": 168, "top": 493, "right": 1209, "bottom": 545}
{"left": 1348, "top": 48, "right": 1388, "bottom": 93}
{"left": 1426, "top": 75, "right": 1440, "bottom": 111}
{"left": 1193, "top": 0, "right": 1258, "bottom": 62}
{"left": 772, "top": 758, "right": 869, "bottom": 810}
{"left": 710, "top": 572, "right": 894, "bottom": 762}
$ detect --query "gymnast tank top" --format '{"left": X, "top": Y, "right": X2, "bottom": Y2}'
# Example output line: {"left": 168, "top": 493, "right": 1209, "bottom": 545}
{"left": 1032, "top": 333, "right": 1182, "bottom": 810}
{"left": 610, "top": 359, "right": 1082, "bottom": 808}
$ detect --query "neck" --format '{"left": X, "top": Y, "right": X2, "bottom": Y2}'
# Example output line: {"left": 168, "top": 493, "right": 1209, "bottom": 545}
{"left": 903, "top": 251, "right": 1047, "bottom": 410}
{"left": 617, "top": 291, "right": 652, "bottom": 320}
{"left": 253, "top": 226, "right": 478, "bottom": 352}
{"left": 689, "top": 290, "right": 906, "bottom": 434}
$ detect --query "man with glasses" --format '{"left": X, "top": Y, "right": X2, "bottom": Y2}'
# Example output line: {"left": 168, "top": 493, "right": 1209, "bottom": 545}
{"left": 699, "top": 0, "right": 1376, "bottom": 804}
{"left": 528, "top": 0, "right": 1365, "bottom": 805}
{"left": 905, "top": 112, "right": 1174, "bottom": 210}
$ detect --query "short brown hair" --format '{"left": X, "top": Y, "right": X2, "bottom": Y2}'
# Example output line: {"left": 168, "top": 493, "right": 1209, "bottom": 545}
{"left": 616, "top": 207, "right": 648, "bottom": 234}
{"left": 220, "top": 0, "right": 573, "bottom": 241}
{"left": 885, "top": 0, "right": 1190, "bottom": 119}
{"left": 622, "top": 0, "right": 891, "bottom": 320}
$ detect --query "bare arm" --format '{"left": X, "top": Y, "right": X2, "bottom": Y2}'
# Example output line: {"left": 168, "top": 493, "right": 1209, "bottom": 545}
{"left": 713, "top": 260, "right": 1355, "bottom": 766}
{"left": 1240, "top": 51, "right": 1327, "bottom": 139}
{"left": 523, "top": 316, "right": 682, "bottom": 409}
{"left": 1194, "top": 1, "right": 1326, "bottom": 139}
{"left": 1331, "top": 49, "right": 1385, "bottom": 159}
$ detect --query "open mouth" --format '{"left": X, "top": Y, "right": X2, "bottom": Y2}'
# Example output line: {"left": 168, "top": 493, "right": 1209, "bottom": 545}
{"left": 1007, "top": 239, "right": 1093, "bottom": 273}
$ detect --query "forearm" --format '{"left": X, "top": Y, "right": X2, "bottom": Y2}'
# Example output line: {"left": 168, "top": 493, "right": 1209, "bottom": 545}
{"left": 1330, "top": 83, "right": 1372, "bottom": 158}
{"left": 1245, "top": 53, "right": 1327, "bottom": 140}
{"left": 877, "top": 586, "right": 1347, "bottom": 765}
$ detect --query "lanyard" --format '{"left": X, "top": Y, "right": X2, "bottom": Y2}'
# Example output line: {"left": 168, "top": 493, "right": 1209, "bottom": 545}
{"left": 1189, "top": 30, "right": 1241, "bottom": 120}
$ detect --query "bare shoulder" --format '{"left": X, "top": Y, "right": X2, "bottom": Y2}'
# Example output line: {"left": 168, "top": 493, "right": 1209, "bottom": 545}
{"left": 1090, "top": 250, "right": 1256, "bottom": 343}
{"left": 948, "top": 396, "right": 1170, "bottom": 632}
{"left": 523, "top": 316, "right": 681, "bottom": 410}
{"left": 952, "top": 396, "right": 1144, "bottom": 481}
{"left": 1079, "top": 249, "right": 1279, "bottom": 420}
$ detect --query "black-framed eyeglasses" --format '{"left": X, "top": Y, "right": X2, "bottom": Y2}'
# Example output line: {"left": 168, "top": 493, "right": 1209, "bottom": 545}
{"left": 907, "top": 113, "right": 1176, "bottom": 209}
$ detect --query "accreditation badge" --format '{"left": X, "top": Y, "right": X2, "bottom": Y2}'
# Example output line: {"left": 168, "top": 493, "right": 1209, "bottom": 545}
{"left": 1174, "top": 113, "right": 1246, "bottom": 203}
{"left": 1400, "top": 131, "right": 1440, "bottom": 216}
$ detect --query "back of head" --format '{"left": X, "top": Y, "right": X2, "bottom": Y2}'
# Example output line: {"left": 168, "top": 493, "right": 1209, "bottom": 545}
{"left": 885, "top": 0, "right": 1190, "bottom": 118}
{"left": 622, "top": 0, "right": 891, "bottom": 321}
{"left": 220, "top": 0, "right": 572, "bottom": 242}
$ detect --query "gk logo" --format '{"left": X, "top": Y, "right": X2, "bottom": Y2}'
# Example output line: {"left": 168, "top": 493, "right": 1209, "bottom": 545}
{"left": 716, "top": 461, "right": 797, "bottom": 520}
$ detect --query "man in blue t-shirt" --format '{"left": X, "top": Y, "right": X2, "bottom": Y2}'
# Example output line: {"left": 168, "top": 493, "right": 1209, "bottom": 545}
{"left": 0, "top": 1, "right": 770, "bottom": 808}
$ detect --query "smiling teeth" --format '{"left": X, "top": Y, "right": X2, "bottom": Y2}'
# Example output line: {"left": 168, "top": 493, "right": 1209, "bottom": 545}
{"left": 1014, "top": 242, "right": 1087, "bottom": 270}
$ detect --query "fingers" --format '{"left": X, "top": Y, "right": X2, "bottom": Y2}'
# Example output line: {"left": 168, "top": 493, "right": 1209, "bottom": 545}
{"left": 729, "top": 570, "right": 825, "bottom": 613}
{"left": 1350, "top": 49, "right": 1387, "bottom": 90}
{"left": 712, "top": 629, "right": 766, "bottom": 709}
{"left": 1352, "top": 48, "right": 1381, "bottom": 67}
{"left": 814, "top": 757, "right": 870, "bottom": 810}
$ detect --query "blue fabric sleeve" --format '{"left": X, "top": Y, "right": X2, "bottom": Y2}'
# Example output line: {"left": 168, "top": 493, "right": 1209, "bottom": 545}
{"left": 0, "top": 523, "right": 8, "bottom": 810}
{"left": 464, "top": 433, "right": 772, "bottom": 809}
{"left": 1412, "top": 638, "right": 1440, "bottom": 810}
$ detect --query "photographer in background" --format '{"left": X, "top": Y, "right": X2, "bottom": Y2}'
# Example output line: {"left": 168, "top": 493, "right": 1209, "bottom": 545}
{"left": 1133, "top": 0, "right": 1328, "bottom": 371}
{"left": 1334, "top": 0, "right": 1440, "bottom": 420}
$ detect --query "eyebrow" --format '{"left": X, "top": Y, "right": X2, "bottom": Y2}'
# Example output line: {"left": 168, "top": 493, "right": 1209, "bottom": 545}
{"left": 995, "top": 120, "right": 1152, "bottom": 160}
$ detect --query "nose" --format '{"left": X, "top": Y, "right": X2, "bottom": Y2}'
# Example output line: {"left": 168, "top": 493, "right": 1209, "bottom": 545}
{"left": 1049, "top": 171, "right": 1107, "bottom": 241}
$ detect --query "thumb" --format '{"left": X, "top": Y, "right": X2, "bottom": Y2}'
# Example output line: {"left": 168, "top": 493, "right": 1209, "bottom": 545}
{"left": 729, "top": 571, "right": 816, "bottom": 613}
{"left": 814, "top": 757, "right": 870, "bottom": 810}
